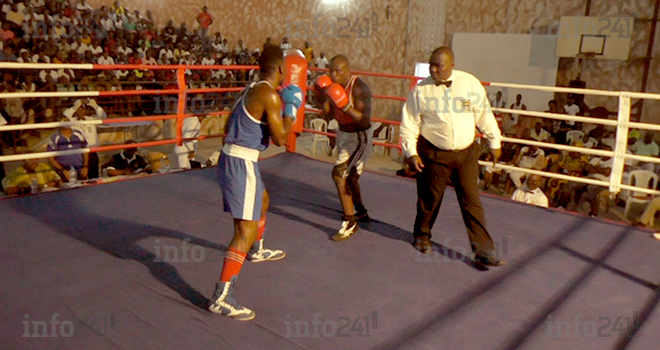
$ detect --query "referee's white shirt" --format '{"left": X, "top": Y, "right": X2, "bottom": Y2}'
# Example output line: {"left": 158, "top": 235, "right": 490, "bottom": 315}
{"left": 400, "top": 69, "right": 502, "bottom": 158}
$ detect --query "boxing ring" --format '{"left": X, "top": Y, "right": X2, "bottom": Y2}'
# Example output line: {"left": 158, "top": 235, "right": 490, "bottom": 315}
{"left": 2, "top": 62, "right": 660, "bottom": 350}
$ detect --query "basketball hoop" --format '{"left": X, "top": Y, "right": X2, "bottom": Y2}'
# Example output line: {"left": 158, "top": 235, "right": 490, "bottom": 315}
{"left": 576, "top": 52, "right": 597, "bottom": 59}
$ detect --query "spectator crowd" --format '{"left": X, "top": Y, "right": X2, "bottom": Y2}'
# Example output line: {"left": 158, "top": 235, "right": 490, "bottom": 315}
{"left": 1, "top": 0, "right": 329, "bottom": 195}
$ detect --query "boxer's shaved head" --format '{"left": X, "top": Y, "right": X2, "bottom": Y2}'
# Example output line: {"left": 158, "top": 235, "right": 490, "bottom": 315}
{"left": 259, "top": 45, "right": 284, "bottom": 75}
{"left": 330, "top": 54, "right": 349, "bottom": 67}
{"left": 329, "top": 54, "right": 351, "bottom": 86}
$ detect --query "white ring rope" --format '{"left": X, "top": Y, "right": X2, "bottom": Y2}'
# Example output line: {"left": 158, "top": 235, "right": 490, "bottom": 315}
{"left": 0, "top": 91, "right": 100, "bottom": 99}
{"left": 493, "top": 107, "right": 618, "bottom": 126}
{"left": 0, "top": 120, "right": 102, "bottom": 131}
{"left": 2, "top": 63, "right": 660, "bottom": 198}
{"left": 0, "top": 148, "right": 90, "bottom": 163}
{"left": 501, "top": 137, "right": 614, "bottom": 157}
{"left": 0, "top": 63, "right": 95, "bottom": 70}
{"left": 488, "top": 82, "right": 660, "bottom": 101}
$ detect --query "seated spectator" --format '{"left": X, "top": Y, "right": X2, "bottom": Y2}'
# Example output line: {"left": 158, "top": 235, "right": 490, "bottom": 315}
{"left": 2, "top": 158, "right": 62, "bottom": 195}
{"left": 112, "top": 1, "right": 125, "bottom": 15}
{"left": 6, "top": 3, "right": 26, "bottom": 27}
{"left": 76, "top": 0, "right": 94, "bottom": 13}
{"left": 505, "top": 145, "right": 546, "bottom": 195}
{"left": 552, "top": 149, "right": 589, "bottom": 209}
{"left": 546, "top": 161, "right": 568, "bottom": 207}
{"left": 17, "top": 49, "right": 32, "bottom": 63}
{"left": 0, "top": 46, "right": 17, "bottom": 62}
{"left": 98, "top": 49, "right": 115, "bottom": 65}
{"left": 47, "top": 119, "right": 90, "bottom": 182}
{"left": 64, "top": 97, "right": 107, "bottom": 148}
{"left": 2, "top": 82, "right": 25, "bottom": 125}
{"left": 163, "top": 19, "right": 176, "bottom": 40}
{"left": 511, "top": 174, "right": 548, "bottom": 208}
{"left": 530, "top": 122, "right": 552, "bottom": 142}
{"left": 561, "top": 146, "right": 613, "bottom": 213}
{"left": 104, "top": 141, "right": 152, "bottom": 177}
{"left": 481, "top": 143, "right": 520, "bottom": 190}
{"left": 630, "top": 132, "right": 659, "bottom": 171}
{"left": 564, "top": 96, "right": 580, "bottom": 116}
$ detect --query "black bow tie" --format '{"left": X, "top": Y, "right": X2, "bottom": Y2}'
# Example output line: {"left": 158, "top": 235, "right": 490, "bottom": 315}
{"left": 434, "top": 80, "right": 452, "bottom": 87}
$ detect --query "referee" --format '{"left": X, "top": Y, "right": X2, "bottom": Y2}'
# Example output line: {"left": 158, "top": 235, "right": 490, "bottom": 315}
{"left": 400, "top": 46, "right": 505, "bottom": 267}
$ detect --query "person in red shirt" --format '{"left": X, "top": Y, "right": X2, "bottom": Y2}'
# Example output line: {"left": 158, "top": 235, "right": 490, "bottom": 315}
{"left": 196, "top": 6, "right": 213, "bottom": 38}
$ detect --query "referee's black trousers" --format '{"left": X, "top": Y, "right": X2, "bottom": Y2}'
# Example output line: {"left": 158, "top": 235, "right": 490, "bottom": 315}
{"left": 413, "top": 136, "right": 495, "bottom": 254}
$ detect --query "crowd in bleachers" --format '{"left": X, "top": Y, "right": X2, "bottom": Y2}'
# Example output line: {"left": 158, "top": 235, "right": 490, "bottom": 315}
{"left": 480, "top": 92, "right": 660, "bottom": 224}
{"left": 0, "top": 0, "right": 328, "bottom": 194}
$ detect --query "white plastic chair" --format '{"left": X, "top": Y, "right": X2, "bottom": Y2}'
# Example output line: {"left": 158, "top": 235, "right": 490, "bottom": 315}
{"left": 566, "top": 130, "right": 584, "bottom": 144}
{"left": 623, "top": 170, "right": 659, "bottom": 221}
{"left": 373, "top": 124, "right": 394, "bottom": 156}
{"left": 310, "top": 118, "right": 330, "bottom": 155}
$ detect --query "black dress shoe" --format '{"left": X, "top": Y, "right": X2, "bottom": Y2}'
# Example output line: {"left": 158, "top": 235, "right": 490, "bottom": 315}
{"left": 474, "top": 252, "right": 506, "bottom": 266}
{"left": 414, "top": 236, "right": 433, "bottom": 254}
{"left": 355, "top": 210, "right": 371, "bottom": 223}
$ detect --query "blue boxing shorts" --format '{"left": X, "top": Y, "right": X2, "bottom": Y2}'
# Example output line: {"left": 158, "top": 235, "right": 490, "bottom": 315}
{"left": 217, "top": 144, "right": 264, "bottom": 222}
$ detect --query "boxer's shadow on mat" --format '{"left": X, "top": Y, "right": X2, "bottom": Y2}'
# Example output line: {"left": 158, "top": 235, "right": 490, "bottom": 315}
{"left": 8, "top": 194, "right": 225, "bottom": 310}
{"left": 263, "top": 175, "right": 483, "bottom": 268}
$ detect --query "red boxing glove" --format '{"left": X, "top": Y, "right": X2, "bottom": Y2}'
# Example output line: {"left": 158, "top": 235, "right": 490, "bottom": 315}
{"left": 315, "top": 74, "right": 332, "bottom": 91}
{"left": 326, "top": 83, "right": 351, "bottom": 111}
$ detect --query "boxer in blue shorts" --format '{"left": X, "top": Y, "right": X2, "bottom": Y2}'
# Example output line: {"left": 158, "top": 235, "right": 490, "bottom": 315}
{"left": 208, "top": 45, "right": 303, "bottom": 321}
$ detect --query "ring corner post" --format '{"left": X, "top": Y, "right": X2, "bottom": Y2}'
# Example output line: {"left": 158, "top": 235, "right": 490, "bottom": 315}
{"left": 176, "top": 67, "right": 187, "bottom": 147}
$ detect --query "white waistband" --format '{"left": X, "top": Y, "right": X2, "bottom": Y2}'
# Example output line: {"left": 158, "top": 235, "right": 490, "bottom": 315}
{"left": 223, "top": 144, "right": 260, "bottom": 162}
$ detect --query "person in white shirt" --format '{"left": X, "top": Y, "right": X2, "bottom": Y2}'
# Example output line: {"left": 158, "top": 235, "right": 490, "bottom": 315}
{"left": 530, "top": 122, "right": 551, "bottom": 142}
{"left": 159, "top": 47, "right": 174, "bottom": 63}
{"left": 511, "top": 174, "right": 548, "bottom": 208}
{"left": 118, "top": 40, "right": 133, "bottom": 56}
{"left": 63, "top": 98, "right": 107, "bottom": 148}
{"left": 630, "top": 132, "right": 659, "bottom": 171}
{"left": 280, "top": 36, "right": 292, "bottom": 50}
{"left": 399, "top": 46, "right": 505, "bottom": 266}
{"left": 219, "top": 38, "right": 229, "bottom": 54}
{"left": 31, "top": 0, "right": 46, "bottom": 8}
{"left": 141, "top": 51, "right": 157, "bottom": 65}
{"left": 505, "top": 146, "right": 546, "bottom": 193}
{"left": 89, "top": 39, "right": 104, "bottom": 56}
{"left": 509, "top": 93, "right": 526, "bottom": 127}
{"left": 315, "top": 52, "right": 328, "bottom": 69}
{"left": 76, "top": 0, "right": 93, "bottom": 13}
{"left": 97, "top": 50, "right": 115, "bottom": 65}
{"left": 563, "top": 97, "right": 579, "bottom": 127}
{"left": 232, "top": 39, "right": 246, "bottom": 56}
{"left": 17, "top": 49, "right": 32, "bottom": 63}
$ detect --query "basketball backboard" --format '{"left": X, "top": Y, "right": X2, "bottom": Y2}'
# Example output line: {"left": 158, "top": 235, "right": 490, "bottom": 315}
{"left": 555, "top": 16, "right": 633, "bottom": 60}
